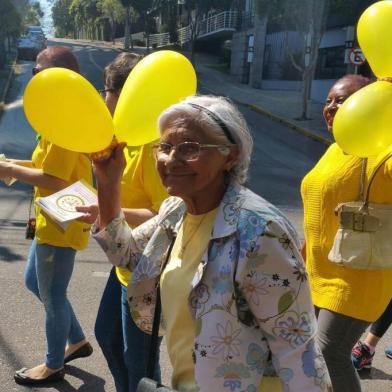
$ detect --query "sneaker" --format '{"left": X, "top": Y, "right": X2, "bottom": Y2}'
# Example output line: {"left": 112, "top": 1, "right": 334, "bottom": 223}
{"left": 385, "top": 345, "right": 392, "bottom": 359}
{"left": 351, "top": 341, "right": 374, "bottom": 370}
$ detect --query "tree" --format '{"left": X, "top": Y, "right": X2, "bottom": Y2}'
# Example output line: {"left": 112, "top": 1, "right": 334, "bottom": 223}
{"left": 98, "top": 0, "right": 125, "bottom": 42}
{"left": 52, "top": 0, "right": 75, "bottom": 37}
{"left": 0, "top": 0, "right": 22, "bottom": 67}
{"left": 70, "top": 0, "right": 101, "bottom": 39}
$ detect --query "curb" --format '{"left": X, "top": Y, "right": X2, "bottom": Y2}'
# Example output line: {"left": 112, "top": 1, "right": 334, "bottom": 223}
{"left": 248, "top": 104, "right": 332, "bottom": 146}
{"left": 199, "top": 79, "right": 332, "bottom": 146}
{"left": 0, "top": 57, "right": 17, "bottom": 116}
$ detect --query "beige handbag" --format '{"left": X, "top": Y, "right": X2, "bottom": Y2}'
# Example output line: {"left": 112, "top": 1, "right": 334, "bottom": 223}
{"left": 328, "top": 152, "right": 392, "bottom": 269}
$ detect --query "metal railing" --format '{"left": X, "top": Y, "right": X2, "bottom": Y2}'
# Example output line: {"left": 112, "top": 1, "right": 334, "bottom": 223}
{"left": 148, "top": 32, "right": 170, "bottom": 47}
{"left": 177, "top": 25, "right": 192, "bottom": 45}
{"left": 198, "top": 11, "right": 238, "bottom": 37}
{"left": 132, "top": 10, "right": 239, "bottom": 48}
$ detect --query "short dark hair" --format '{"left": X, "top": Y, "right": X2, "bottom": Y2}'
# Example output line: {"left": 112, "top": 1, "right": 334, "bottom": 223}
{"left": 103, "top": 52, "right": 143, "bottom": 93}
{"left": 333, "top": 74, "right": 371, "bottom": 91}
{"left": 37, "top": 46, "right": 80, "bottom": 73}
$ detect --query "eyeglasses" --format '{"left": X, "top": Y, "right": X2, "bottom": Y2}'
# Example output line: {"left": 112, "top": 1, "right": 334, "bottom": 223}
{"left": 98, "top": 88, "right": 116, "bottom": 98}
{"left": 153, "top": 141, "right": 232, "bottom": 161}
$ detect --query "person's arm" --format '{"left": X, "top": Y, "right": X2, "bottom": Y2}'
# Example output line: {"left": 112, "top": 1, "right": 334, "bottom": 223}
{"left": 8, "top": 159, "right": 33, "bottom": 168}
{"left": 238, "top": 219, "right": 331, "bottom": 391}
{"left": 76, "top": 205, "right": 156, "bottom": 227}
{"left": 123, "top": 208, "right": 156, "bottom": 226}
{"left": 0, "top": 161, "right": 68, "bottom": 190}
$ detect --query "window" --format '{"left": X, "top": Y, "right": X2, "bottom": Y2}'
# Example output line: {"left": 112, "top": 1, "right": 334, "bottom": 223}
{"left": 315, "top": 46, "right": 346, "bottom": 79}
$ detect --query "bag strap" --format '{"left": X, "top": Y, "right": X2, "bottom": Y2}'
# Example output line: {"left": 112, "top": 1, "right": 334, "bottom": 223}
{"left": 363, "top": 151, "right": 392, "bottom": 207}
{"left": 146, "top": 237, "right": 176, "bottom": 379}
{"left": 28, "top": 187, "right": 34, "bottom": 220}
{"left": 359, "top": 158, "right": 367, "bottom": 202}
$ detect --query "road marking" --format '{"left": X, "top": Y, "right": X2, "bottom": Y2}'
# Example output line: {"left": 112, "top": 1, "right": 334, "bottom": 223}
{"left": 92, "top": 271, "right": 110, "bottom": 278}
{"left": 4, "top": 98, "right": 23, "bottom": 110}
{"left": 88, "top": 50, "right": 103, "bottom": 72}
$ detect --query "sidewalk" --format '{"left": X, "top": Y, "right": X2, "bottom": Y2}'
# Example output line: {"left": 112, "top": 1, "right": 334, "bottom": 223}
{"left": 193, "top": 52, "right": 332, "bottom": 145}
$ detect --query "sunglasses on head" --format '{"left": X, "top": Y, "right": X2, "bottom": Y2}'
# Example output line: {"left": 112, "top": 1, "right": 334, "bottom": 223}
{"left": 32, "top": 66, "right": 40, "bottom": 76}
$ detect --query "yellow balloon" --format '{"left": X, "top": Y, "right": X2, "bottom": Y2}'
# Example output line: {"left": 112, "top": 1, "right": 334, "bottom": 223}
{"left": 113, "top": 50, "right": 197, "bottom": 146}
{"left": 23, "top": 68, "right": 114, "bottom": 153}
{"left": 333, "top": 81, "right": 392, "bottom": 157}
{"left": 357, "top": 0, "right": 392, "bottom": 78}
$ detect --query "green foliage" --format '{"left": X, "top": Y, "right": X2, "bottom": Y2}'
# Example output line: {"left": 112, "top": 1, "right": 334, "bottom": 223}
{"left": 0, "top": 0, "right": 22, "bottom": 37}
{"left": 98, "top": 0, "right": 125, "bottom": 23}
{"left": 52, "top": 0, "right": 75, "bottom": 37}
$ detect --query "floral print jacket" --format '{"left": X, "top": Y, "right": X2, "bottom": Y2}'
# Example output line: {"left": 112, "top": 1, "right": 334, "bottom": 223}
{"left": 94, "top": 184, "right": 331, "bottom": 392}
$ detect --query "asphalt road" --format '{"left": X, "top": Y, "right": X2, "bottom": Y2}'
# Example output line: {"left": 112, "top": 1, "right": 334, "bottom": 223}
{"left": 0, "top": 40, "right": 391, "bottom": 391}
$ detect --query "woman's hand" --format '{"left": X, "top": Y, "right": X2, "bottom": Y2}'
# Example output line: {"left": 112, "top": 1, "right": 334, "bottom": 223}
{"left": 92, "top": 142, "right": 126, "bottom": 229}
{"left": 0, "top": 161, "right": 11, "bottom": 179}
{"left": 76, "top": 204, "right": 99, "bottom": 224}
{"left": 92, "top": 142, "right": 127, "bottom": 188}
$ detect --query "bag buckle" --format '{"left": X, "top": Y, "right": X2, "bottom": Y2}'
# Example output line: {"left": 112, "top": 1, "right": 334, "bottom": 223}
{"left": 340, "top": 211, "right": 379, "bottom": 232}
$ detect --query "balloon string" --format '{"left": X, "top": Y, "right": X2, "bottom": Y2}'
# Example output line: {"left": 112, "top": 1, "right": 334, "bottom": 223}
{"left": 378, "top": 77, "right": 392, "bottom": 83}
{"left": 89, "top": 136, "right": 118, "bottom": 161}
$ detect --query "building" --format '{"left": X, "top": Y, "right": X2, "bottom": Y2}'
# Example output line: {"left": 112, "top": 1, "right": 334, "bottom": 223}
{"left": 230, "top": 0, "right": 374, "bottom": 103}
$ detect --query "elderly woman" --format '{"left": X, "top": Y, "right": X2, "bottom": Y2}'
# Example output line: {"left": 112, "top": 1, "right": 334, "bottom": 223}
{"left": 301, "top": 74, "right": 392, "bottom": 392}
{"left": 93, "top": 95, "right": 331, "bottom": 391}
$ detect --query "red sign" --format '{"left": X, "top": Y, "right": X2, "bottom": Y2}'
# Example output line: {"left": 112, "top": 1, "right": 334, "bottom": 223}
{"left": 349, "top": 48, "right": 366, "bottom": 66}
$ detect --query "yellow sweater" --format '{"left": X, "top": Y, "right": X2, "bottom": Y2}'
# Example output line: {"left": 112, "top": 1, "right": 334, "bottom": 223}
{"left": 301, "top": 143, "right": 392, "bottom": 322}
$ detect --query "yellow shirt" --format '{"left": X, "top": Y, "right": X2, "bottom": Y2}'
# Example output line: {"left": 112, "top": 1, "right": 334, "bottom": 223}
{"left": 32, "top": 139, "right": 92, "bottom": 250}
{"left": 116, "top": 143, "right": 168, "bottom": 286}
{"left": 160, "top": 208, "right": 218, "bottom": 392}
{"left": 301, "top": 143, "right": 392, "bottom": 322}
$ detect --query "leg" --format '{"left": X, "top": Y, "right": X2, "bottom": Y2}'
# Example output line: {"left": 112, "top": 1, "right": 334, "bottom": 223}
{"left": 95, "top": 267, "right": 129, "bottom": 392}
{"left": 369, "top": 298, "right": 392, "bottom": 359}
{"left": 35, "top": 243, "right": 84, "bottom": 369}
{"left": 316, "top": 307, "right": 369, "bottom": 392}
{"left": 121, "top": 285, "right": 162, "bottom": 392}
{"left": 24, "top": 239, "right": 40, "bottom": 299}
{"left": 370, "top": 297, "right": 392, "bottom": 340}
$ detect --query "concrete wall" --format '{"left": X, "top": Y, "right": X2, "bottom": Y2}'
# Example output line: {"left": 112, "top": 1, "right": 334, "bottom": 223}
{"left": 230, "top": 30, "right": 248, "bottom": 83}
{"left": 311, "top": 79, "right": 335, "bottom": 103}
{"left": 319, "top": 28, "right": 346, "bottom": 49}
{"left": 250, "top": 16, "right": 267, "bottom": 88}
{"left": 261, "top": 80, "right": 302, "bottom": 91}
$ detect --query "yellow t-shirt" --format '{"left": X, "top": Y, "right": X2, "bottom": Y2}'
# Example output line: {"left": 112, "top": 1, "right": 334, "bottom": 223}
{"left": 301, "top": 143, "right": 392, "bottom": 322}
{"left": 116, "top": 143, "right": 168, "bottom": 286}
{"left": 160, "top": 208, "right": 218, "bottom": 391}
{"left": 32, "top": 139, "right": 92, "bottom": 250}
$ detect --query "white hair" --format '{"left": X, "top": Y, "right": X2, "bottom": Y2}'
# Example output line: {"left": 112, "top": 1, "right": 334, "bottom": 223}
{"left": 157, "top": 95, "right": 253, "bottom": 185}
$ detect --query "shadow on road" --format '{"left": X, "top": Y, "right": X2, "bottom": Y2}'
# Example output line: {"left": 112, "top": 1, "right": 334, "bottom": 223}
{"left": 0, "top": 245, "right": 24, "bottom": 262}
{"left": 359, "top": 367, "right": 392, "bottom": 381}
{"left": 0, "top": 330, "right": 26, "bottom": 373}
{"left": 29, "top": 365, "right": 106, "bottom": 391}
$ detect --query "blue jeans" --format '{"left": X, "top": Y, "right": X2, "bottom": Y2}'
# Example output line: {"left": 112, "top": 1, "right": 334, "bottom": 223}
{"left": 24, "top": 239, "right": 85, "bottom": 369}
{"left": 95, "top": 267, "right": 162, "bottom": 392}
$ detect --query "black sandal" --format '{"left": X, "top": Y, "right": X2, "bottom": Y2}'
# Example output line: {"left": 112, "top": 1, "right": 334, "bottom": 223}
{"left": 64, "top": 341, "right": 93, "bottom": 364}
{"left": 14, "top": 367, "right": 65, "bottom": 385}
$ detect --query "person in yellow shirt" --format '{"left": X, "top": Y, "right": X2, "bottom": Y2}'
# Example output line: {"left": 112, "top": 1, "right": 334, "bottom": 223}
{"left": 301, "top": 74, "right": 392, "bottom": 392}
{"left": 78, "top": 52, "right": 168, "bottom": 392}
{"left": 0, "top": 47, "right": 93, "bottom": 385}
